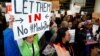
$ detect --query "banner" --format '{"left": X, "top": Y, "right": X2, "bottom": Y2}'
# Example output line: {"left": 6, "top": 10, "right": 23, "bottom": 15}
{"left": 6, "top": 0, "right": 52, "bottom": 40}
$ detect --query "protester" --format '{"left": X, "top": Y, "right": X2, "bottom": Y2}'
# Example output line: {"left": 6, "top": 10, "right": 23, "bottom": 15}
{"left": 0, "top": 4, "right": 7, "bottom": 56}
{"left": 42, "top": 28, "right": 74, "bottom": 56}
{"left": 19, "top": 34, "right": 40, "bottom": 56}
{"left": 3, "top": 15, "right": 21, "bottom": 56}
{"left": 39, "top": 21, "right": 57, "bottom": 56}
{"left": 75, "top": 22, "right": 86, "bottom": 56}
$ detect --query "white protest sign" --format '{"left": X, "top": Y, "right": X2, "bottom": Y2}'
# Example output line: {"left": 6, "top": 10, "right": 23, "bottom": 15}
{"left": 70, "top": 4, "right": 81, "bottom": 14}
{"left": 67, "top": 10, "right": 73, "bottom": 15}
{"left": 93, "top": 24, "right": 99, "bottom": 35}
{"left": 10, "top": 0, "right": 52, "bottom": 40}
{"left": 68, "top": 29, "right": 75, "bottom": 43}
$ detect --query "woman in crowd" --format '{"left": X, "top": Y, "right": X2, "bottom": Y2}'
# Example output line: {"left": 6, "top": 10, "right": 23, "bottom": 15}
{"left": 68, "top": 21, "right": 73, "bottom": 30}
{"left": 75, "top": 22, "right": 86, "bottom": 56}
{"left": 0, "top": 7, "right": 7, "bottom": 56}
{"left": 3, "top": 15, "right": 21, "bottom": 56}
{"left": 63, "top": 15, "right": 73, "bottom": 22}
{"left": 42, "top": 28, "right": 74, "bottom": 56}
{"left": 83, "top": 20, "right": 93, "bottom": 56}
{"left": 40, "top": 21, "right": 58, "bottom": 56}
{"left": 19, "top": 34, "right": 40, "bottom": 56}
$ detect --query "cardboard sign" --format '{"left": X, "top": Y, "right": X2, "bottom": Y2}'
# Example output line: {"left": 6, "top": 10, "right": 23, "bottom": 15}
{"left": 68, "top": 29, "right": 75, "bottom": 43}
{"left": 7, "top": 0, "right": 52, "bottom": 40}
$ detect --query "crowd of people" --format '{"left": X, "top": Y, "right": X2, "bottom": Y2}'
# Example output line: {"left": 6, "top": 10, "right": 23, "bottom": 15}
{"left": 40, "top": 11, "right": 100, "bottom": 56}
{"left": 0, "top": 3, "right": 100, "bottom": 56}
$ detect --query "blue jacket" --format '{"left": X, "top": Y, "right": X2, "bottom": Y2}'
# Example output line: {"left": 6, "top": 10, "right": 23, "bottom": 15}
{"left": 3, "top": 28, "right": 21, "bottom": 56}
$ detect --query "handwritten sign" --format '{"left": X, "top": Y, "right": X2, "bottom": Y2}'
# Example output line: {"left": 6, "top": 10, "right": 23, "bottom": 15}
{"left": 7, "top": 0, "right": 52, "bottom": 40}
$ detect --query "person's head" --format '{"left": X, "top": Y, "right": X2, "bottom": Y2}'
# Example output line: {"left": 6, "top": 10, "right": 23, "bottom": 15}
{"left": 86, "top": 13, "right": 92, "bottom": 20}
{"left": 85, "top": 20, "right": 93, "bottom": 29}
{"left": 50, "top": 21, "right": 57, "bottom": 33}
{"left": 55, "top": 28, "right": 70, "bottom": 44}
{"left": 68, "top": 21, "right": 73, "bottom": 28}
{"left": 82, "top": 15, "right": 87, "bottom": 21}
{"left": 60, "top": 21, "right": 68, "bottom": 28}
{"left": 23, "top": 34, "right": 36, "bottom": 43}
{"left": 78, "top": 22, "right": 84, "bottom": 28}
{"left": 67, "top": 15, "right": 73, "bottom": 22}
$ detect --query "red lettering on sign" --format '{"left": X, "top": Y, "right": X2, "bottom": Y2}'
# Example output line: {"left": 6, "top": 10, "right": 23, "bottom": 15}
{"left": 29, "top": 15, "right": 32, "bottom": 23}
{"left": 34, "top": 13, "right": 41, "bottom": 21}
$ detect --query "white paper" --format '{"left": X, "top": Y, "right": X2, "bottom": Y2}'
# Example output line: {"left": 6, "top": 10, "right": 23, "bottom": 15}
{"left": 93, "top": 24, "right": 99, "bottom": 35}
{"left": 68, "top": 29, "right": 75, "bottom": 43}
{"left": 6, "top": 0, "right": 52, "bottom": 40}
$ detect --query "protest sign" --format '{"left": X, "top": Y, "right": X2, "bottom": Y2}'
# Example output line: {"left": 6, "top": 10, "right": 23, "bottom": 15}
{"left": 68, "top": 29, "right": 75, "bottom": 43}
{"left": 70, "top": 4, "right": 81, "bottom": 14}
{"left": 6, "top": 0, "right": 52, "bottom": 40}
{"left": 93, "top": 24, "right": 99, "bottom": 35}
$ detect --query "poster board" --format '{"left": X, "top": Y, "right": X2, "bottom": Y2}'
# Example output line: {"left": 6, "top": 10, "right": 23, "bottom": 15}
{"left": 5, "top": 0, "right": 52, "bottom": 40}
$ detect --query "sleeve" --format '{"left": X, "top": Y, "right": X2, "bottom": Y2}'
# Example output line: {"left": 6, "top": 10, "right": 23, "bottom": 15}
{"left": 3, "top": 30, "right": 13, "bottom": 56}
{"left": 3, "top": 29, "right": 21, "bottom": 56}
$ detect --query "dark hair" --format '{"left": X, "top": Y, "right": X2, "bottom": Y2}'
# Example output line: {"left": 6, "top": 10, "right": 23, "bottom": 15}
{"left": 23, "top": 34, "right": 37, "bottom": 40}
{"left": 86, "top": 13, "right": 92, "bottom": 20}
{"left": 50, "top": 21, "right": 53, "bottom": 27}
{"left": 55, "top": 27, "right": 68, "bottom": 44}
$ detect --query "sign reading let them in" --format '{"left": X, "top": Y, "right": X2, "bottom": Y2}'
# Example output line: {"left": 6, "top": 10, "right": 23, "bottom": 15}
{"left": 11, "top": 0, "right": 52, "bottom": 40}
